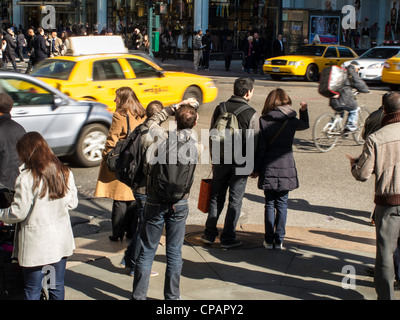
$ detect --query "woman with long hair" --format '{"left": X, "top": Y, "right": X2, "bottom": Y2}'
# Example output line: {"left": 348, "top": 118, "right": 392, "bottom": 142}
{"left": 95, "top": 87, "right": 146, "bottom": 242}
{"left": 0, "top": 132, "right": 78, "bottom": 300}
{"left": 252, "top": 89, "right": 309, "bottom": 250}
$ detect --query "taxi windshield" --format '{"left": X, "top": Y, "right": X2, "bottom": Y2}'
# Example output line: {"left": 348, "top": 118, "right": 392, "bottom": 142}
{"left": 289, "top": 45, "right": 326, "bottom": 56}
{"left": 360, "top": 48, "right": 400, "bottom": 59}
{"left": 31, "top": 60, "right": 76, "bottom": 80}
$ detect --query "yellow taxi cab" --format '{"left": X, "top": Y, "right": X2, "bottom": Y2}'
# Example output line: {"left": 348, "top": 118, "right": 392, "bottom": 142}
{"left": 382, "top": 53, "right": 400, "bottom": 89}
{"left": 30, "top": 36, "right": 218, "bottom": 111}
{"left": 263, "top": 44, "right": 358, "bottom": 82}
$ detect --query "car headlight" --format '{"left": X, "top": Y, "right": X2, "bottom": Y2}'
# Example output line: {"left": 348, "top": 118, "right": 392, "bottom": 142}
{"left": 205, "top": 81, "right": 216, "bottom": 88}
{"left": 288, "top": 61, "right": 304, "bottom": 66}
{"left": 264, "top": 60, "right": 271, "bottom": 66}
{"left": 368, "top": 63, "right": 383, "bottom": 69}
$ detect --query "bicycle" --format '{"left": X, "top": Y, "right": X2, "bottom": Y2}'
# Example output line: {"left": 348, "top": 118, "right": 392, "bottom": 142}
{"left": 313, "top": 106, "right": 371, "bottom": 153}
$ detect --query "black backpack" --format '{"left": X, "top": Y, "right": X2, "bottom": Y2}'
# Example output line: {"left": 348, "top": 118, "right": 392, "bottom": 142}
{"left": 106, "top": 116, "right": 147, "bottom": 189}
{"left": 148, "top": 130, "right": 197, "bottom": 203}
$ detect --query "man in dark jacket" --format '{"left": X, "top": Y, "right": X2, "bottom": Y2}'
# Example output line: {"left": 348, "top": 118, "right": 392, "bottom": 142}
{"left": 329, "top": 61, "right": 370, "bottom": 131}
{"left": 201, "top": 77, "right": 260, "bottom": 249}
{"left": 0, "top": 93, "right": 26, "bottom": 190}
{"left": 33, "top": 27, "right": 48, "bottom": 64}
{"left": 272, "top": 34, "right": 284, "bottom": 57}
{"left": 201, "top": 29, "right": 212, "bottom": 71}
{"left": 222, "top": 35, "right": 234, "bottom": 71}
{"left": 25, "top": 28, "right": 35, "bottom": 74}
{"left": 3, "top": 28, "right": 18, "bottom": 71}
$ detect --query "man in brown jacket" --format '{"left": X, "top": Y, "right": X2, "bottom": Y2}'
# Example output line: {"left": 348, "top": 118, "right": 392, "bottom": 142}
{"left": 349, "top": 91, "right": 400, "bottom": 300}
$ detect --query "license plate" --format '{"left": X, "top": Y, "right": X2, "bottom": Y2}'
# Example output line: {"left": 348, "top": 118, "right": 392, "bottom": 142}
{"left": 272, "top": 67, "right": 280, "bottom": 73}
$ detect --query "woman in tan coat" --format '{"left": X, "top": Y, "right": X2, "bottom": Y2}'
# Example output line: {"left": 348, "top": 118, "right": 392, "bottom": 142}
{"left": 95, "top": 87, "right": 146, "bottom": 242}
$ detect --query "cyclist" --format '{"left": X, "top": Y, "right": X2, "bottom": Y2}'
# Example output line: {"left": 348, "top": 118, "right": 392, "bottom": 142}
{"left": 329, "top": 61, "right": 370, "bottom": 132}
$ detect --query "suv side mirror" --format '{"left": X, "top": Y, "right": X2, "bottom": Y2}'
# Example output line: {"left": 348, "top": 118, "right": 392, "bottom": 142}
{"left": 54, "top": 96, "right": 63, "bottom": 108}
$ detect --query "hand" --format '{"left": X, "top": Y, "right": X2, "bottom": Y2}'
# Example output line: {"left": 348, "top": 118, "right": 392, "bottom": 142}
{"left": 332, "top": 94, "right": 339, "bottom": 99}
{"left": 250, "top": 172, "right": 259, "bottom": 179}
{"left": 300, "top": 102, "right": 308, "bottom": 111}
{"left": 178, "top": 98, "right": 199, "bottom": 109}
{"left": 346, "top": 154, "right": 357, "bottom": 166}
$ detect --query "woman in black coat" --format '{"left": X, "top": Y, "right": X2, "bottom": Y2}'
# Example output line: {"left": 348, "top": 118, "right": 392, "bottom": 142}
{"left": 252, "top": 89, "right": 309, "bottom": 249}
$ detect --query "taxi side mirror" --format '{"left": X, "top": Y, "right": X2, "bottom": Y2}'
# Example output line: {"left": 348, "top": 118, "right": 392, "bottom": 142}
{"left": 156, "top": 70, "right": 165, "bottom": 78}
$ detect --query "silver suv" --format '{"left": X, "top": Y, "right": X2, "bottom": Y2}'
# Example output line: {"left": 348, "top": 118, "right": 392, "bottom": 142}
{"left": 0, "top": 72, "right": 112, "bottom": 167}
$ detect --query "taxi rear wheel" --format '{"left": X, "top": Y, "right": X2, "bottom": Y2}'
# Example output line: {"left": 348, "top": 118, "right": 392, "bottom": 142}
{"left": 305, "top": 64, "right": 319, "bottom": 82}
{"left": 73, "top": 123, "right": 108, "bottom": 167}
{"left": 183, "top": 86, "right": 203, "bottom": 104}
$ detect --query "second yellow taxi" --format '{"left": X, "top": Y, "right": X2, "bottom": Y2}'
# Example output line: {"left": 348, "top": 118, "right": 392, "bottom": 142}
{"left": 382, "top": 52, "right": 400, "bottom": 90}
{"left": 263, "top": 44, "right": 358, "bottom": 82}
{"left": 30, "top": 36, "right": 218, "bottom": 111}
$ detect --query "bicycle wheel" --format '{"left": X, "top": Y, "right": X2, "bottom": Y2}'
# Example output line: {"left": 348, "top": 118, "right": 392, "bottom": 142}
{"left": 352, "top": 107, "right": 371, "bottom": 145}
{"left": 313, "top": 113, "right": 340, "bottom": 152}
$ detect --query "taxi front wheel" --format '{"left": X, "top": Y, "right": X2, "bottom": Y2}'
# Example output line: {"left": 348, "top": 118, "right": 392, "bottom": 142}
{"left": 305, "top": 64, "right": 319, "bottom": 82}
{"left": 183, "top": 86, "right": 203, "bottom": 104}
{"left": 73, "top": 123, "right": 108, "bottom": 167}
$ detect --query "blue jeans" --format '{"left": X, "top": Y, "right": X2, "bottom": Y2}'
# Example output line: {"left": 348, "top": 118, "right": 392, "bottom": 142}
{"left": 204, "top": 165, "right": 248, "bottom": 243}
{"left": 22, "top": 257, "right": 67, "bottom": 300}
{"left": 131, "top": 198, "right": 189, "bottom": 300}
{"left": 124, "top": 193, "right": 147, "bottom": 268}
{"left": 264, "top": 190, "right": 289, "bottom": 245}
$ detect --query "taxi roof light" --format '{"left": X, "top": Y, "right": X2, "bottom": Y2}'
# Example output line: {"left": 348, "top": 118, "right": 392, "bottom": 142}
{"left": 66, "top": 36, "right": 129, "bottom": 56}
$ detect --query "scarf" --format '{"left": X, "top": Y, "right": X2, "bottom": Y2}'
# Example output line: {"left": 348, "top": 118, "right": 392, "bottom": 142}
{"left": 382, "top": 111, "right": 400, "bottom": 127}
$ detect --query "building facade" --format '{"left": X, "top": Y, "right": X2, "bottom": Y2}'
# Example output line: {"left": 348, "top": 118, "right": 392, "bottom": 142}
{"left": 2, "top": 0, "right": 399, "bottom": 54}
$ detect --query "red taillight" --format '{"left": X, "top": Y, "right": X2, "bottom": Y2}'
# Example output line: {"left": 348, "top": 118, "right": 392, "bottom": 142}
{"left": 383, "top": 62, "right": 391, "bottom": 69}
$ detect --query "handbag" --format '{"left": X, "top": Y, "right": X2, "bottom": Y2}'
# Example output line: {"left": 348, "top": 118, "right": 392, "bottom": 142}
{"left": 0, "top": 183, "right": 15, "bottom": 209}
{"left": 197, "top": 178, "right": 212, "bottom": 213}
{"left": 106, "top": 115, "right": 130, "bottom": 172}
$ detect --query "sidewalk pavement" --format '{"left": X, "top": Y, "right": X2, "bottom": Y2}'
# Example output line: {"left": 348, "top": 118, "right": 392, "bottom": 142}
{"left": 64, "top": 223, "right": 398, "bottom": 300}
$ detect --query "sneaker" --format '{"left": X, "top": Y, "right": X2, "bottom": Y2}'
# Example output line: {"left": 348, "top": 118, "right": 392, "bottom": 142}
{"left": 275, "top": 243, "right": 283, "bottom": 250}
{"left": 221, "top": 239, "right": 242, "bottom": 249}
{"left": 263, "top": 241, "right": 274, "bottom": 250}
{"left": 200, "top": 235, "right": 214, "bottom": 245}
{"left": 345, "top": 123, "right": 358, "bottom": 132}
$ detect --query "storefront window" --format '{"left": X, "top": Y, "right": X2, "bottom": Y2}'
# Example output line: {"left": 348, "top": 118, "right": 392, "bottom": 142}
{"left": 208, "top": 0, "right": 280, "bottom": 53}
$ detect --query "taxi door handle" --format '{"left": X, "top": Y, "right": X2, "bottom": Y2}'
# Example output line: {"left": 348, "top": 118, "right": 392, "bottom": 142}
{"left": 137, "top": 83, "right": 144, "bottom": 86}
{"left": 97, "top": 85, "right": 103, "bottom": 89}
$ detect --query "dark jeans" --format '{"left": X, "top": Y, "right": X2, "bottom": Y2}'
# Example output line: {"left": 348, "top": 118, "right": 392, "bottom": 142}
{"left": 264, "top": 189, "right": 289, "bottom": 245}
{"left": 22, "top": 257, "right": 67, "bottom": 300}
{"left": 202, "top": 50, "right": 210, "bottom": 69}
{"left": 124, "top": 193, "right": 147, "bottom": 268}
{"left": 224, "top": 55, "right": 232, "bottom": 70}
{"left": 132, "top": 197, "right": 189, "bottom": 300}
{"left": 204, "top": 165, "right": 248, "bottom": 243}
{"left": 111, "top": 200, "right": 137, "bottom": 239}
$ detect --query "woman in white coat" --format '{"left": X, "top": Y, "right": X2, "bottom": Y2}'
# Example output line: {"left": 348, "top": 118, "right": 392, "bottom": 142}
{"left": 0, "top": 132, "right": 78, "bottom": 300}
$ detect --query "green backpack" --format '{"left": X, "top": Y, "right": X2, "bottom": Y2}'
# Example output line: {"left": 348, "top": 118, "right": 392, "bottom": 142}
{"left": 210, "top": 102, "right": 251, "bottom": 164}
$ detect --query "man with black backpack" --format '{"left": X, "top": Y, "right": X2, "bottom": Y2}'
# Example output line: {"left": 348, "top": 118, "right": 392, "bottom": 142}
{"left": 131, "top": 99, "right": 200, "bottom": 300}
{"left": 201, "top": 77, "right": 259, "bottom": 249}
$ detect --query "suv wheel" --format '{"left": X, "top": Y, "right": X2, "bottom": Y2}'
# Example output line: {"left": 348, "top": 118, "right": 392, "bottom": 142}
{"left": 73, "top": 123, "right": 108, "bottom": 167}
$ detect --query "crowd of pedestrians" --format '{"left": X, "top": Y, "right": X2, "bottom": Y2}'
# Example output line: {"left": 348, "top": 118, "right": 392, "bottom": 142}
{"left": 0, "top": 24, "right": 150, "bottom": 73}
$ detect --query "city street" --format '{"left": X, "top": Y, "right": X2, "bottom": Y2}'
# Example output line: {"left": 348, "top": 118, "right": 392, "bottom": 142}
{"left": 5, "top": 58, "right": 394, "bottom": 301}
{"left": 63, "top": 59, "right": 387, "bottom": 238}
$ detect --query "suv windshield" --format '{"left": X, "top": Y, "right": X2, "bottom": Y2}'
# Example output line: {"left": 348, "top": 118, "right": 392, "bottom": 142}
{"left": 360, "top": 48, "right": 400, "bottom": 59}
{"left": 31, "top": 60, "right": 76, "bottom": 80}
{"left": 289, "top": 45, "right": 326, "bottom": 56}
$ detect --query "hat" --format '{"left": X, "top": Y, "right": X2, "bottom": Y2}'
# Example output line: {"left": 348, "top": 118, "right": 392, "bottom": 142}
{"left": 248, "top": 36, "right": 253, "bottom": 41}
{"left": 0, "top": 93, "right": 14, "bottom": 114}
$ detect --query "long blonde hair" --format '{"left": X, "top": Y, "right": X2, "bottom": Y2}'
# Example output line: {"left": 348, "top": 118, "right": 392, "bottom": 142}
{"left": 115, "top": 87, "right": 146, "bottom": 119}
